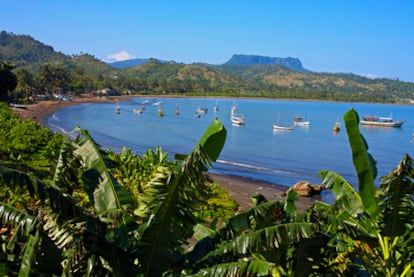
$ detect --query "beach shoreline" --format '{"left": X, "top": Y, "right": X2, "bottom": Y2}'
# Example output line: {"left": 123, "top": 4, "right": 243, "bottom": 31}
{"left": 10, "top": 94, "right": 319, "bottom": 211}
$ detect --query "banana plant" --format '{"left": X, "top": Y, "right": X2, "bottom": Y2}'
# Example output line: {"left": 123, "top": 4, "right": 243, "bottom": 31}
{"left": 312, "top": 109, "right": 414, "bottom": 276}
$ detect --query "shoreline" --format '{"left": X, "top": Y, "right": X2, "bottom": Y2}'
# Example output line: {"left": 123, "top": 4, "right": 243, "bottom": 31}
{"left": 10, "top": 94, "right": 319, "bottom": 211}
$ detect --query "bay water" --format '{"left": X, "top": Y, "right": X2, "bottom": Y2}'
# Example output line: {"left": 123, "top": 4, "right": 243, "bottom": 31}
{"left": 46, "top": 97, "right": 414, "bottom": 202}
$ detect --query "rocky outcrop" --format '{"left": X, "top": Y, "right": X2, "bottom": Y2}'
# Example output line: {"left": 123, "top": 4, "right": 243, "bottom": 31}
{"left": 291, "top": 180, "right": 324, "bottom": 197}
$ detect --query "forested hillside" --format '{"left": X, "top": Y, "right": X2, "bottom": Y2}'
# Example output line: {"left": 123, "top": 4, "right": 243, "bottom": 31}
{"left": 1, "top": 31, "right": 413, "bottom": 103}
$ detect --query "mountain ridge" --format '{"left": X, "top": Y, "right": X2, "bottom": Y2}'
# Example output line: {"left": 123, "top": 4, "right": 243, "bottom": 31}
{"left": 1, "top": 30, "right": 414, "bottom": 104}
{"left": 107, "top": 54, "right": 308, "bottom": 72}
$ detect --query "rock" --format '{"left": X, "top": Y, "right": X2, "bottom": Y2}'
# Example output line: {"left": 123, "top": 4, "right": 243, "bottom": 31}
{"left": 292, "top": 181, "right": 324, "bottom": 197}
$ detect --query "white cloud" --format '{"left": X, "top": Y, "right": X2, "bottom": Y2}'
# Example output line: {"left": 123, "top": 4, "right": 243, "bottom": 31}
{"left": 106, "top": 51, "right": 136, "bottom": 62}
{"left": 364, "top": 73, "right": 379, "bottom": 79}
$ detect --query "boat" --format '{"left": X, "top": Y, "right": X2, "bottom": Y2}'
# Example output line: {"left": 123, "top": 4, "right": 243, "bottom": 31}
{"left": 231, "top": 102, "right": 237, "bottom": 115}
{"left": 174, "top": 107, "right": 180, "bottom": 115}
{"left": 231, "top": 114, "right": 245, "bottom": 125}
{"left": 273, "top": 112, "right": 293, "bottom": 130}
{"left": 333, "top": 118, "right": 341, "bottom": 132}
{"left": 158, "top": 106, "right": 164, "bottom": 117}
{"left": 214, "top": 100, "right": 219, "bottom": 112}
{"left": 293, "top": 116, "right": 310, "bottom": 126}
{"left": 115, "top": 103, "right": 121, "bottom": 114}
{"left": 273, "top": 125, "right": 294, "bottom": 130}
{"left": 194, "top": 112, "right": 201, "bottom": 118}
{"left": 133, "top": 107, "right": 143, "bottom": 114}
{"left": 360, "top": 114, "right": 404, "bottom": 127}
{"left": 197, "top": 106, "right": 208, "bottom": 114}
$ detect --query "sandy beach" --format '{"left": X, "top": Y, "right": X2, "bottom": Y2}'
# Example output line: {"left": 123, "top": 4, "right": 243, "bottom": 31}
{"left": 10, "top": 95, "right": 319, "bottom": 211}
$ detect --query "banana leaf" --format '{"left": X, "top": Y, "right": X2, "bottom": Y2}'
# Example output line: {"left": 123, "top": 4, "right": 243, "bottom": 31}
{"left": 343, "top": 109, "right": 379, "bottom": 218}
{"left": 137, "top": 119, "right": 227, "bottom": 276}
{"left": 72, "top": 128, "right": 135, "bottom": 217}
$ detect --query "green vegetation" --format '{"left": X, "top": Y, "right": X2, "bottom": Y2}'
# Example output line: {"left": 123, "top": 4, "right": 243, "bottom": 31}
{"left": 1, "top": 31, "right": 414, "bottom": 103}
{"left": 0, "top": 102, "right": 413, "bottom": 276}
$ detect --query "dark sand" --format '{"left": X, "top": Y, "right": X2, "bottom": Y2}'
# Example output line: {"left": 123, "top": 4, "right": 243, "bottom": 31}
{"left": 11, "top": 95, "right": 318, "bottom": 211}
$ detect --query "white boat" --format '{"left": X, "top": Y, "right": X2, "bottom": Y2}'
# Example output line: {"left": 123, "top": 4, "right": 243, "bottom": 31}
{"left": 197, "top": 106, "right": 208, "bottom": 114}
{"left": 231, "top": 102, "right": 237, "bottom": 115}
{"left": 273, "top": 125, "right": 294, "bottom": 130}
{"left": 360, "top": 114, "right": 404, "bottom": 127}
{"left": 115, "top": 103, "right": 121, "bottom": 114}
{"left": 273, "top": 112, "right": 293, "bottom": 130}
{"left": 293, "top": 116, "right": 310, "bottom": 126}
{"left": 214, "top": 100, "right": 219, "bottom": 112}
{"left": 133, "top": 107, "right": 143, "bottom": 114}
{"left": 231, "top": 114, "right": 245, "bottom": 125}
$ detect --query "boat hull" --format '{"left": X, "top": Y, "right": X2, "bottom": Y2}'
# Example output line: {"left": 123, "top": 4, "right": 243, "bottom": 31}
{"left": 273, "top": 125, "right": 293, "bottom": 130}
{"left": 360, "top": 120, "right": 404, "bottom": 127}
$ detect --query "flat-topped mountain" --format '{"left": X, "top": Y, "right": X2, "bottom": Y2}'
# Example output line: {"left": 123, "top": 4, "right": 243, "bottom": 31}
{"left": 223, "top": 54, "right": 307, "bottom": 72}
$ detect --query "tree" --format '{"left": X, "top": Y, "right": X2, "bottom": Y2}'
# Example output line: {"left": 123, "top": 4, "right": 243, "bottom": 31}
{"left": 38, "top": 64, "right": 71, "bottom": 95}
{"left": 15, "top": 68, "right": 36, "bottom": 99}
{"left": 0, "top": 61, "right": 17, "bottom": 101}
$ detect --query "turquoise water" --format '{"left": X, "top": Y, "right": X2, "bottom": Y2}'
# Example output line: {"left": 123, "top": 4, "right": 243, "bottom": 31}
{"left": 46, "top": 97, "right": 414, "bottom": 200}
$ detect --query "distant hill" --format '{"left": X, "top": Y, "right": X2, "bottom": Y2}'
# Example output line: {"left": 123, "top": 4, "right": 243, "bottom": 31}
{"left": 1, "top": 30, "right": 414, "bottom": 103}
{"left": 224, "top": 54, "right": 307, "bottom": 72}
{"left": 108, "top": 54, "right": 307, "bottom": 72}
{"left": 0, "top": 31, "right": 116, "bottom": 76}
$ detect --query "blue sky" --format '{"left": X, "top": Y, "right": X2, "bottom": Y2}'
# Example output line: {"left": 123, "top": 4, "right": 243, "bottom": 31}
{"left": 2, "top": 0, "right": 414, "bottom": 82}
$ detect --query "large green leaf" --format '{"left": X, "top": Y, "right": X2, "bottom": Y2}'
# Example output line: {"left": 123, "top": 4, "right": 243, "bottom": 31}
{"left": 138, "top": 119, "right": 226, "bottom": 276}
{"left": 380, "top": 154, "right": 414, "bottom": 238}
{"left": 73, "top": 129, "right": 135, "bottom": 217}
{"left": 197, "top": 118, "right": 227, "bottom": 161}
{"left": 343, "top": 109, "right": 378, "bottom": 218}
{"left": 318, "top": 170, "right": 364, "bottom": 216}
{"left": 18, "top": 229, "right": 40, "bottom": 277}
{"left": 193, "top": 222, "right": 313, "bottom": 270}
{"left": 191, "top": 260, "right": 278, "bottom": 277}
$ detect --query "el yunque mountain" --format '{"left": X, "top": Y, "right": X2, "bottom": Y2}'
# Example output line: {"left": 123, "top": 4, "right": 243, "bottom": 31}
{"left": 1, "top": 31, "right": 413, "bottom": 103}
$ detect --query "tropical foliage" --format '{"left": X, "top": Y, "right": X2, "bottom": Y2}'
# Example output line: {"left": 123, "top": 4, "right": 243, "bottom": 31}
{"left": 0, "top": 102, "right": 413, "bottom": 276}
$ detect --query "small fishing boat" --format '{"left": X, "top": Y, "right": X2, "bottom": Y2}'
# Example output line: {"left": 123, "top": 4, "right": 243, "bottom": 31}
{"left": 158, "top": 106, "right": 164, "bottom": 117}
{"left": 360, "top": 114, "right": 404, "bottom": 127}
{"left": 273, "top": 112, "right": 293, "bottom": 130}
{"left": 194, "top": 112, "right": 201, "bottom": 118}
{"left": 231, "top": 114, "right": 245, "bottom": 125}
{"left": 115, "top": 103, "right": 121, "bottom": 114}
{"left": 293, "top": 116, "right": 310, "bottom": 126}
{"left": 133, "top": 107, "right": 143, "bottom": 114}
{"left": 231, "top": 102, "right": 237, "bottom": 115}
{"left": 174, "top": 104, "right": 180, "bottom": 115}
{"left": 333, "top": 118, "right": 341, "bottom": 132}
{"left": 273, "top": 125, "right": 294, "bottom": 131}
{"left": 197, "top": 106, "right": 208, "bottom": 114}
{"left": 214, "top": 100, "right": 219, "bottom": 112}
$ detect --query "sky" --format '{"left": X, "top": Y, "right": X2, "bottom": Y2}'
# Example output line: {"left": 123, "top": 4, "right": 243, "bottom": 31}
{"left": 2, "top": 0, "right": 414, "bottom": 82}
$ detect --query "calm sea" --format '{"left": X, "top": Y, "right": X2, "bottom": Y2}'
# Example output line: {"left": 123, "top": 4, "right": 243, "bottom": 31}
{"left": 46, "top": 97, "right": 414, "bottom": 202}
